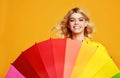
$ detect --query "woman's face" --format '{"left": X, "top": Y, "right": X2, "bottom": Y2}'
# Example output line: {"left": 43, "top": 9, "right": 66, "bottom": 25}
{"left": 69, "top": 13, "right": 88, "bottom": 34}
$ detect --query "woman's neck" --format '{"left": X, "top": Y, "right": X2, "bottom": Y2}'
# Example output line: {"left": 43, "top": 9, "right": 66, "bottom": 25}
{"left": 71, "top": 32, "right": 85, "bottom": 41}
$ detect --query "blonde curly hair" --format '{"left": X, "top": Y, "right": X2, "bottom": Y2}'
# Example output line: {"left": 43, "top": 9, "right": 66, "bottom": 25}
{"left": 52, "top": 7, "right": 94, "bottom": 38}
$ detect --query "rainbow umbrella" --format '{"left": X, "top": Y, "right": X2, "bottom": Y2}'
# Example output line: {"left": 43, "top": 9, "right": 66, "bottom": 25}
{"left": 6, "top": 38, "right": 120, "bottom": 78}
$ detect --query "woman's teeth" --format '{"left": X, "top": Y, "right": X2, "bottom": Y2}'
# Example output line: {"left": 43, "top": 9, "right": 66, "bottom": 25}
{"left": 73, "top": 26, "right": 81, "bottom": 29}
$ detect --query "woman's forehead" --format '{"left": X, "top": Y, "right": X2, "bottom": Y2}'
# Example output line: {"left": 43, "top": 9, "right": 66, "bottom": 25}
{"left": 70, "top": 13, "right": 84, "bottom": 18}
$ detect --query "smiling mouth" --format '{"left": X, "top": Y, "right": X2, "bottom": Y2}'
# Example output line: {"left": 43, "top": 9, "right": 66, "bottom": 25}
{"left": 73, "top": 26, "right": 81, "bottom": 29}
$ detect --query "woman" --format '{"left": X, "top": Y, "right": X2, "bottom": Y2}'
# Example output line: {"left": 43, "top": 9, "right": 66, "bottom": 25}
{"left": 53, "top": 7, "right": 120, "bottom": 78}
{"left": 53, "top": 7, "right": 93, "bottom": 40}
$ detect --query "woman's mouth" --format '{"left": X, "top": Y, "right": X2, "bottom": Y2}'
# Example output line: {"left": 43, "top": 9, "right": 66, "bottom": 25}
{"left": 73, "top": 26, "right": 81, "bottom": 29}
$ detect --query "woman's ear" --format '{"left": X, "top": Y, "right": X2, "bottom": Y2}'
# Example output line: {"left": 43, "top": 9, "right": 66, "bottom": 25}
{"left": 85, "top": 21, "right": 88, "bottom": 27}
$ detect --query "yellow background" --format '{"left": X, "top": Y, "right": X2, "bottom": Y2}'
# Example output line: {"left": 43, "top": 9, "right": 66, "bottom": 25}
{"left": 0, "top": 0, "right": 120, "bottom": 77}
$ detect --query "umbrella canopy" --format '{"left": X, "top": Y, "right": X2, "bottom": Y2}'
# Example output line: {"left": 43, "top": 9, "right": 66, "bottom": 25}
{"left": 6, "top": 38, "right": 120, "bottom": 78}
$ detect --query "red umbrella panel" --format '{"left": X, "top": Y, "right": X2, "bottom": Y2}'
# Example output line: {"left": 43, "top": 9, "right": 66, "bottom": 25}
{"left": 12, "top": 38, "right": 61, "bottom": 78}
{"left": 50, "top": 38, "right": 67, "bottom": 78}
{"left": 12, "top": 43, "right": 49, "bottom": 78}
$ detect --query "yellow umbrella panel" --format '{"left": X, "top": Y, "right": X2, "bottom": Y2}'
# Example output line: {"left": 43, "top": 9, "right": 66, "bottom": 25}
{"left": 70, "top": 38, "right": 120, "bottom": 78}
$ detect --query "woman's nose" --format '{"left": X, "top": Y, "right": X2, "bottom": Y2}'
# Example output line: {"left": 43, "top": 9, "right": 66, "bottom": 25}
{"left": 75, "top": 20, "right": 79, "bottom": 25}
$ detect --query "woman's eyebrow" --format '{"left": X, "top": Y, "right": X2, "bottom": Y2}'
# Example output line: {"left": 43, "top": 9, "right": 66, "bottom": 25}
{"left": 69, "top": 17, "right": 84, "bottom": 19}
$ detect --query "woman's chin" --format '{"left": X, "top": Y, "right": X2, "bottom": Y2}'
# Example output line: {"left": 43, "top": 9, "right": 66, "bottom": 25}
{"left": 72, "top": 31, "right": 83, "bottom": 34}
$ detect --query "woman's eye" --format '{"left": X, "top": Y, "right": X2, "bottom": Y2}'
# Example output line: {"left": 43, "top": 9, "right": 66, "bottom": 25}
{"left": 79, "top": 19, "right": 84, "bottom": 21}
{"left": 70, "top": 19, "right": 75, "bottom": 22}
